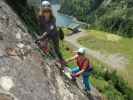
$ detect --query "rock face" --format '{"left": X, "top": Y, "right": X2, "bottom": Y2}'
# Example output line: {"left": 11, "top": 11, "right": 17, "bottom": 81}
{"left": 0, "top": 1, "right": 100, "bottom": 100}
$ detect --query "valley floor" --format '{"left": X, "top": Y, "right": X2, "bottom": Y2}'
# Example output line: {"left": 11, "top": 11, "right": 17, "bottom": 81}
{"left": 64, "top": 29, "right": 133, "bottom": 87}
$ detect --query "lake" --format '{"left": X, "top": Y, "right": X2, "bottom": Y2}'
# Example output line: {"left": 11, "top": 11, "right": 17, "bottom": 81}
{"left": 28, "top": 0, "right": 76, "bottom": 27}
{"left": 52, "top": 4, "right": 76, "bottom": 27}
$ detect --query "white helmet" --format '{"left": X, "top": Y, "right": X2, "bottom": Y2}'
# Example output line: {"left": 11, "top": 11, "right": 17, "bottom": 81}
{"left": 77, "top": 48, "right": 86, "bottom": 54}
{"left": 41, "top": 1, "right": 51, "bottom": 8}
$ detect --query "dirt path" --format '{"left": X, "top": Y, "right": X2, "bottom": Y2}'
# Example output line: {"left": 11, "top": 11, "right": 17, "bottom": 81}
{"left": 65, "top": 30, "right": 128, "bottom": 69}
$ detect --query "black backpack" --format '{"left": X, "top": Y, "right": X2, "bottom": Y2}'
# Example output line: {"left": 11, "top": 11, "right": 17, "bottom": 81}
{"left": 58, "top": 27, "right": 64, "bottom": 40}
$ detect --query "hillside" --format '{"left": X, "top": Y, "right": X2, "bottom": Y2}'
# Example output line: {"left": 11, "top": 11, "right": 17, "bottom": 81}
{"left": 60, "top": 0, "right": 133, "bottom": 37}
{"left": 0, "top": 0, "right": 101, "bottom": 100}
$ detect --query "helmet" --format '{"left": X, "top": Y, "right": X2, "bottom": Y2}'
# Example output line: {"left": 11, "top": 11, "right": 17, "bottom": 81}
{"left": 77, "top": 48, "right": 86, "bottom": 54}
{"left": 41, "top": 1, "right": 51, "bottom": 9}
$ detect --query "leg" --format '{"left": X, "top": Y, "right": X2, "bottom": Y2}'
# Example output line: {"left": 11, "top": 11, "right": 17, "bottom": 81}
{"left": 51, "top": 37, "right": 63, "bottom": 60}
{"left": 42, "top": 39, "right": 49, "bottom": 53}
{"left": 82, "top": 72, "right": 91, "bottom": 91}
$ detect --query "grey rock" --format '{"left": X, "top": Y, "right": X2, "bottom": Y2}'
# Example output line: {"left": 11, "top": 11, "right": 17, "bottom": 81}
{"left": 0, "top": 0, "right": 101, "bottom": 100}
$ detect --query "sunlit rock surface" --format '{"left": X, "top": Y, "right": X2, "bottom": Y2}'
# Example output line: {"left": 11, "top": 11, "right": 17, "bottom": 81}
{"left": 0, "top": 0, "right": 101, "bottom": 100}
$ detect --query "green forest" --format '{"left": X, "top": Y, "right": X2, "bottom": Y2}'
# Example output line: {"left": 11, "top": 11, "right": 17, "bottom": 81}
{"left": 60, "top": 0, "right": 133, "bottom": 37}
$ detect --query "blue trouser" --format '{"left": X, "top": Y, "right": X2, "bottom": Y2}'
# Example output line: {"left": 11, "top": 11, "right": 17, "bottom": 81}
{"left": 71, "top": 67, "right": 92, "bottom": 91}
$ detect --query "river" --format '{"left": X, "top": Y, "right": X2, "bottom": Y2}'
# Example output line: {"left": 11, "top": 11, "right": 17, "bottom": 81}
{"left": 28, "top": 0, "right": 76, "bottom": 27}
{"left": 52, "top": 4, "right": 76, "bottom": 27}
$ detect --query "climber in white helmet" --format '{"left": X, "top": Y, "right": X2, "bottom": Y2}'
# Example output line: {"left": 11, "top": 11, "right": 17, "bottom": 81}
{"left": 67, "top": 48, "right": 93, "bottom": 92}
{"left": 41, "top": 0, "right": 51, "bottom": 8}
{"left": 37, "top": 0, "right": 65, "bottom": 64}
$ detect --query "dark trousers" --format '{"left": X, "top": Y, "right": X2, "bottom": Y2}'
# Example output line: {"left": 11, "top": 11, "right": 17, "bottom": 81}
{"left": 50, "top": 37, "right": 63, "bottom": 60}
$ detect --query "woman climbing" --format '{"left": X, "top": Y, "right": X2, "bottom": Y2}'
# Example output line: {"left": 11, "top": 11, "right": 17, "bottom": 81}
{"left": 38, "top": 1, "right": 64, "bottom": 63}
{"left": 67, "top": 48, "right": 93, "bottom": 92}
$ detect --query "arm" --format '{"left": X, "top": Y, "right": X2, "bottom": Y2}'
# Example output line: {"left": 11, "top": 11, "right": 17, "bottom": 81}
{"left": 48, "top": 18, "right": 56, "bottom": 32}
{"left": 37, "top": 32, "right": 48, "bottom": 40}
{"left": 66, "top": 54, "right": 78, "bottom": 63}
{"left": 38, "top": 16, "right": 45, "bottom": 36}
{"left": 66, "top": 56, "right": 76, "bottom": 63}
{"left": 75, "top": 69, "right": 85, "bottom": 76}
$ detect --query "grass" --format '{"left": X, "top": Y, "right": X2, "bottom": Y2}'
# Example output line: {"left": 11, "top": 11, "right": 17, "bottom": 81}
{"left": 62, "top": 28, "right": 73, "bottom": 36}
{"left": 60, "top": 42, "right": 128, "bottom": 100}
{"left": 90, "top": 77, "right": 108, "bottom": 92}
{"left": 78, "top": 30, "right": 133, "bottom": 87}
{"left": 60, "top": 42, "right": 75, "bottom": 67}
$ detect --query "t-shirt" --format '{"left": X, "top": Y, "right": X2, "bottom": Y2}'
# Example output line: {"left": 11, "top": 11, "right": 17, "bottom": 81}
{"left": 75, "top": 55, "right": 90, "bottom": 70}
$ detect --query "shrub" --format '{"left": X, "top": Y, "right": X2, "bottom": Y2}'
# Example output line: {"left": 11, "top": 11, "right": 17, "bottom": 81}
{"left": 92, "top": 62, "right": 133, "bottom": 100}
{"left": 104, "top": 85, "right": 125, "bottom": 100}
